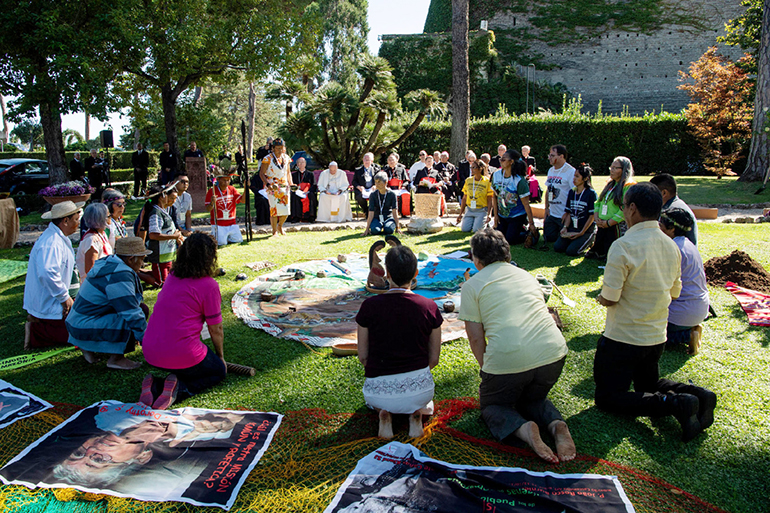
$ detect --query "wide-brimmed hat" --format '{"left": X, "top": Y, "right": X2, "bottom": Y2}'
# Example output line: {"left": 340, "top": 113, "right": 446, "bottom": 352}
{"left": 41, "top": 201, "right": 84, "bottom": 220}
{"left": 213, "top": 167, "right": 233, "bottom": 179}
{"left": 114, "top": 237, "right": 153, "bottom": 257}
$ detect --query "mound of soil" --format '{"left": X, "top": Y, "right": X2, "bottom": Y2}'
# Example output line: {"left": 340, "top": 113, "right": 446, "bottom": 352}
{"left": 704, "top": 250, "right": 770, "bottom": 293}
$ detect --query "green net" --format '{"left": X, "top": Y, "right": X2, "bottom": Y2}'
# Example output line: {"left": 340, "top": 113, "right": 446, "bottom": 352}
{"left": 0, "top": 399, "right": 727, "bottom": 513}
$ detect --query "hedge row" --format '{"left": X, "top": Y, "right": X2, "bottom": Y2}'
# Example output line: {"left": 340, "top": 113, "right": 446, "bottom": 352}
{"left": 0, "top": 151, "right": 161, "bottom": 169}
{"left": 398, "top": 113, "right": 702, "bottom": 176}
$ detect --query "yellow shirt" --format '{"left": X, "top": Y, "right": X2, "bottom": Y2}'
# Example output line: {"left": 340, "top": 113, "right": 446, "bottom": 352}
{"left": 459, "top": 262, "right": 568, "bottom": 374}
{"left": 601, "top": 220, "right": 682, "bottom": 346}
{"left": 462, "top": 175, "right": 493, "bottom": 209}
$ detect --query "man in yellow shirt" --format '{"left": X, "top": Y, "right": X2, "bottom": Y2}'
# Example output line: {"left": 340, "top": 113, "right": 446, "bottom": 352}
{"left": 594, "top": 183, "right": 716, "bottom": 442}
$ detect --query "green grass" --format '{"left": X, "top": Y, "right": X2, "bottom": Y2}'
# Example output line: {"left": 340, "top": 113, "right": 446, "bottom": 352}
{"left": 0, "top": 223, "right": 768, "bottom": 512}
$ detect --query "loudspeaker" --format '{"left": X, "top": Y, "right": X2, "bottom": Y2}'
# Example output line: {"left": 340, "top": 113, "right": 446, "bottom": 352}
{"left": 100, "top": 130, "right": 114, "bottom": 148}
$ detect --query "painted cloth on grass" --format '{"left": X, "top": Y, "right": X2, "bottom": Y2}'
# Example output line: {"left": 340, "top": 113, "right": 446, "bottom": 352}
{"left": 0, "top": 259, "right": 28, "bottom": 284}
{"left": 0, "top": 380, "right": 52, "bottom": 429}
{"left": 725, "top": 281, "right": 770, "bottom": 326}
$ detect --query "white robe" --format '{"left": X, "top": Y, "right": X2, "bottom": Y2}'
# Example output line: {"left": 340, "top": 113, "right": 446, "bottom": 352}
{"left": 317, "top": 169, "right": 353, "bottom": 222}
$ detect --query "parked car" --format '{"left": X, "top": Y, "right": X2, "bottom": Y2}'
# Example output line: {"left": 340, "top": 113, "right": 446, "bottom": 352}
{"left": 0, "top": 159, "right": 50, "bottom": 194}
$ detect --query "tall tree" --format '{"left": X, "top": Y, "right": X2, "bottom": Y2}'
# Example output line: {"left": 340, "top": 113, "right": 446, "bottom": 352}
{"left": 450, "top": 0, "right": 470, "bottom": 165}
{"left": 740, "top": 0, "right": 769, "bottom": 182}
{"left": 10, "top": 120, "right": 44, "bottom": 151}
{"left": 0, "top": 0, "right": 118, "bottom": 183}
{"left": 316, "top": 0, "right": 370, "bottom": 85}
{"left": 111, "top": 0, "right": 317, "bottom": 170}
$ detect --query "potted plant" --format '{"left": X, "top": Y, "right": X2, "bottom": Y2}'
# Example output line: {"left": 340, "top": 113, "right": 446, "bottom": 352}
{"left": 38, "top": 181, "right": 94, "bottom": 205}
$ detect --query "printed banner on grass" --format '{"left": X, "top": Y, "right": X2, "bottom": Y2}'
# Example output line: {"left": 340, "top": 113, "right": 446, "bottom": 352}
{"left": 0, "top": 401, "right": 282, "bottom": 510}
{"left": 325, "top": 442, "right": 635, "bottom": 512}
{"left": 0, "top": 379, "right": 52, "bottom": 429}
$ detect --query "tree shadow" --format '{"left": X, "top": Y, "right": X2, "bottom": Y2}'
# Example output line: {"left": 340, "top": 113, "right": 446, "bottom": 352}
{"left": 552, "top": 259, "right": 605, "bottom": 286}
{"left": 321, "top": 232, "right": 364, "bottom": 244}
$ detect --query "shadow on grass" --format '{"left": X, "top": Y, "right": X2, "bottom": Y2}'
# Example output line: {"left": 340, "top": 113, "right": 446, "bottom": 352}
{"left": 321, "top": 232, "right": 365, "bottom": 244}
{"left": 553, "top": 259, "right": 606, "bottom": 286}
{"left": 566, "top": 333, "right": 602, "bottom": 353}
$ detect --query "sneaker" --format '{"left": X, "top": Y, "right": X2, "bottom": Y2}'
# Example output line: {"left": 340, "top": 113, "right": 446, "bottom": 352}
{"left": 139, "top": 374, "right": 155, "bottom": 407}
{"left": 152, "top": 374, "right": 178, "bottom": 410}
{"left": 670, "top": 393, "right": 701, "bottom": 442}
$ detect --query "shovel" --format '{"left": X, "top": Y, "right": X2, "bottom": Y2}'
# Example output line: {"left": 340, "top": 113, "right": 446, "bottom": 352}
{"left": 549, "top": 280, "right": 576, "bottom": 307}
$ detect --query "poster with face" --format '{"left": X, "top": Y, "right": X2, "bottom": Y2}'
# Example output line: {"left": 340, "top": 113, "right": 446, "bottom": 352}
{"left": 0, "top": 401, "right": 282, "bottom": 510}
{"left": 325, "top": 442, "right": 635, "bottom": 513}
{"left": 0, "top": 380, "right": 52, "bottom": 429}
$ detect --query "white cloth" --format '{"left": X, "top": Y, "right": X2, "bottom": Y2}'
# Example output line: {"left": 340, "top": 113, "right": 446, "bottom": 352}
{"left": 211, "top": 223, "right": 243, "bottom": 246}
{"left": 545, "top": 162, "right": 576, "bottom": 219}
{"left": 363, "top": 367, "right": 435, "bottom": 414}
{"left": 317, "top": 192, "right": 353, "bottom": 222}
{"left": 408, "top": 161, "right": 424, "bottom": 181}
{"left": 317, "top": 168, "right": 349, "bottom": 195}
{"left": 23, "top": 223, "right": 75, "bottom": 320}
{"left": 173, "top": 191, "right": 192, "bottom": 229}
{"left": 75, "top": 231, "right": 112, "bottom": 284}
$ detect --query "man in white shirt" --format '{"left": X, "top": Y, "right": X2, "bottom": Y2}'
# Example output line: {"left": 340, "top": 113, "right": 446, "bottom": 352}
{"left": 543, "top": 144, "right": 576, "bottom": 242}
{"left": 172, "top": 174, "right": 193, "bottom": 234}
{"left": 408, "top": 150, "right": 428, "bottom": 182}
{"left": 23, "top": 201, "right": 82, "bottom": 350}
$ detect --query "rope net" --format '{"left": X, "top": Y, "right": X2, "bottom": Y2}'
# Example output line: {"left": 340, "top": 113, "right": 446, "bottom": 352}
{"left": 0, "top": 399, "right": 727, "bottom": 513}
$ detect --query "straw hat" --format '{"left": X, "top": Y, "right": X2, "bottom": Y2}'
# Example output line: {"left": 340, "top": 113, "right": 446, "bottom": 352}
{"left": 41, "top": 201, "right": 84, "bottom": 220}
{"left": 114, "top": 237, "right": 153, "bottom": 257}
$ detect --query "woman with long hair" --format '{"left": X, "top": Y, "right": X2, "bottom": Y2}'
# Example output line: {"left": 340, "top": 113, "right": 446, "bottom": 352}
{"left": 141, "top": 232, "right": 227, "bottom": 410}
{"left": 586, "top": 156, "right": 636, "bottom": 260}
{"left": 554, "top": 165, "right": 598, "bottom": 256}
{"left": 491, "top": 149, "right": 537, "bottom": 245}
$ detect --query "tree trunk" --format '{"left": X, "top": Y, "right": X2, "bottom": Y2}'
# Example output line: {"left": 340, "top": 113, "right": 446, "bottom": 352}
{"left": 39, "top": 101, "right": 68, "bottom": 184}
{"left": 85, "top": 112, "right": 90, "bottom": 141}
{"left": 739, "top": 0, "right": 770, "bottom": 182}
{"left": 450, "top": 0, "right": 470, "bottom": 167}
{"left": 0, "top": 95, "right": 8, "bottom": 139}
{"left": 247, "top": 82, "right": 256, "bottom": 159}
{"left": 161, "top": 84, "right": 182, "bottom": 170}
{"left": 193, "top": 86, "right": 203, "bottom": 108}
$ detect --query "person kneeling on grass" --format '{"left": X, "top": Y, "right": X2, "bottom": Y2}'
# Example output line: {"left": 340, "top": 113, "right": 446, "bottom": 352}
{"left": 66, "top": 237, "right": 151, "bottom": 370}
{"left": 459, "top": 228, "right": 576, "bottom": 464}
{"left": 140, "top": 232, "right": 227, "bottom": 410}
{"left": 363, "top": 172, "right": 400, "bottom": 236}
{"left": 356, "top": 245, "right": 443, "bottom": 439}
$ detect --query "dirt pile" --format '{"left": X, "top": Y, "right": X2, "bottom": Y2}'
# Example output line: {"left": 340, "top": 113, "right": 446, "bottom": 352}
{"left": 704, "top": 250, "right": 770, "bottom": 293}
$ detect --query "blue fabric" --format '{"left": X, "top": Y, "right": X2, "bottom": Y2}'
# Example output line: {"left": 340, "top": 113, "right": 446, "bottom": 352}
{"left": 370, "top": 217, "right": 396, "bottom": 234}
{"left": 66, "top": 255, "right": 146, "bottom": 354}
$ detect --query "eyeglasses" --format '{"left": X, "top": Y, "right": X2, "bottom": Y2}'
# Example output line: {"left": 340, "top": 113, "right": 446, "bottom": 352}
{"left": 609, "top": 165, "right": 622, "bottom": 171}
{"left": 114, "top": 202, "right": 126, "bottom": 207}
{"left": 179, "top": 180, "right": 189, "bottom": 184}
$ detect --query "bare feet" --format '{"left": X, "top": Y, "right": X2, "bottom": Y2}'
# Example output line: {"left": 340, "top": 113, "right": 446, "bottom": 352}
{"left": 82, "top": 350, "right": 99, "bottom": 364}
{"left": 378, "top": 410, "right": 394, "bottom": 439}
{"left": 106, "top": 355, "right": 141, "bottom": 370}
{"left": 515, "top": 421, "right": 558, "bottom": 464}
{"left": 549, "top": 420, "right": 576, "bottom": 462}
{"left": 408, "top": 412, "right": 424, "bottom": 438}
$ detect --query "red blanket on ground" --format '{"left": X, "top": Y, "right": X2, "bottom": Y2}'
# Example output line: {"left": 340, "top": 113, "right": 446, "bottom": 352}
{"left": 725, "top": 281, "right": 770, "bottom": 326}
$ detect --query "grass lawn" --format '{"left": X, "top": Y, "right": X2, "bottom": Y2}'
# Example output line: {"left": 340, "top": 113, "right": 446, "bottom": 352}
{"left": 0, "top": 222, "right": 768, "bottom": 512}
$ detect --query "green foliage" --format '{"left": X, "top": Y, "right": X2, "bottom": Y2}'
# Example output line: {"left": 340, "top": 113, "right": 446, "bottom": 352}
{"left": 9, "top": 120, "right": 44, "bottom": 151}
{"left": 718, "top": 0, "right": 763, "bottom": 60}
{"left": 399, "top": 107, "right": 700, "bottom": 176}
{"left": 313, "top": 0, "right": 370, "bottom": 85}
{"left": 379, "top": 31, "right": 565, "bottom": 117}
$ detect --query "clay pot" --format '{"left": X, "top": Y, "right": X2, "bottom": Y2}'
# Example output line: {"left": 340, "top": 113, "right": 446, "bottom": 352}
{"left": 316, "top": 271, "right": 326, "bottom": 278}
{"left": 337, "top": 254, "right": 347, "bottom": 263}
{"left": 443, "top": 300, "right": 455, "bottom": 313}
{"left": 260, "top": 291, "right": 274, "bottom": 302}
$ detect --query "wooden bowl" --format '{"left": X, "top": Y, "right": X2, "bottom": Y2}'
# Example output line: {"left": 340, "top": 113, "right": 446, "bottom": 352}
{"left": 260, "top": 291, "right": 274, "bottom": 302}
{"left": 443, "top": 300, "right": 455, "bottom": 313}
{"left": 331, "top": 342, "right": 358, "bottom": 357}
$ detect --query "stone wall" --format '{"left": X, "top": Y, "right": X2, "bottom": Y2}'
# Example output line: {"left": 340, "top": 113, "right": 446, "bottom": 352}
{"left": 488, "top": 0, "right": 746, "bottom": 114}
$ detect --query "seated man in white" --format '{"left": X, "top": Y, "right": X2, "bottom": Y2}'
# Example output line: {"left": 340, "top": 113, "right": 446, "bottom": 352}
{"left": 317, "top": 161, "right": 353, "bottom": 222}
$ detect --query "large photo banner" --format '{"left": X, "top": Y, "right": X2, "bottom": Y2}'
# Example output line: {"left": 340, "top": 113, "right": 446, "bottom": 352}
{"left": 0, "top": 401, "right": 282, "bottom": 510}
{"left": 0, "top": 379, "right": 52, "bottom": 429}
{"left": 325, "top": 442, "right": 635, "bottom": 513}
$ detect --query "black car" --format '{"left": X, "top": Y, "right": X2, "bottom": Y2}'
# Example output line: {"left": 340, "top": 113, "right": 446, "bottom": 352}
{"left": 0, "top": 159, "right": 50, "bottom": 194}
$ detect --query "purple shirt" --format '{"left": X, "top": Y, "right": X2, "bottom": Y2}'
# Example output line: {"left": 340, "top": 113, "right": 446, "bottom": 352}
{"left": 143, "top": 273, "right": 223, "bottom": 369}
{"left": 668, "top": 236, "right": 709, "bottom": 327}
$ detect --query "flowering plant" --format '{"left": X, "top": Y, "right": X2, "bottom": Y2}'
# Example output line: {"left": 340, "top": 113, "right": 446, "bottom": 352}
{"left": 38, "top": 181, "right": 95, "bottom": 197}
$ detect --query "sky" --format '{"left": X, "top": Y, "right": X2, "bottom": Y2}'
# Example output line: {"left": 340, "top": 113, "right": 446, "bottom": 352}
{"left": 2, "top": 0, "right": 432, "bottom": 148}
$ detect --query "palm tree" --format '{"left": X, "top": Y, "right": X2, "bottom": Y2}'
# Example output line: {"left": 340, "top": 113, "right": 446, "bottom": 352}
{"left": 62, "top": 128, "right": 85, "bottom": 146}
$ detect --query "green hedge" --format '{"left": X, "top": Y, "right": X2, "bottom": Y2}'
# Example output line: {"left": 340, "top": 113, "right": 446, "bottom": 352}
{"left": 0, "top": 151, "right": 160, "bottom": 170}
{"left": 398, "top": 112, "right": 702, "bottom": 176}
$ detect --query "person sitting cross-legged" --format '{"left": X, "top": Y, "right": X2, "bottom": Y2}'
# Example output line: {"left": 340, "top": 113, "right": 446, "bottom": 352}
{"left": 356, "top": 245, "right": 443, "bottom": 439}
{"left": 594, "top": 183, "right": 717, "bottom": 442}
{"left": 459, "top": 228, "right": 576, "bottom": 463}
{"left": 363, "top": 172, "right": 400, "bottom": 236}
{"left": 141, "top": 232, "right": 227, "bottom": 410}
{"left": 66, "top": 237, "right": 151, "bottom": 370}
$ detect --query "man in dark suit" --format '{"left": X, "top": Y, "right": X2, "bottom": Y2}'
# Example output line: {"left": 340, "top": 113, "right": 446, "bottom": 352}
{"left": 131, "top": 143, "right": 150, "bottom": 196}
{"left": 352, "top": 152, "right": 380, "bottom": 213}
{"left": 70, "top": 152, "right": 85, "bottom": 182}
{"left": 84, "top": 149, "right": 102, "bottom": 190}
{"left": 159, "top": 142, "right": 177, "bottom": 185}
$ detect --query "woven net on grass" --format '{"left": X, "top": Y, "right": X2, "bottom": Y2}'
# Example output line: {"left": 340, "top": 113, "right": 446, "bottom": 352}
{"left": 0, "top": 399, "right": 726, "bottom": 513}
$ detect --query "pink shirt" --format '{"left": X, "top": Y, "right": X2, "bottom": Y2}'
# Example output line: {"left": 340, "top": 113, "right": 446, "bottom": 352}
{"left": 143, "top": 273, "right": 223, "bottom": 369}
